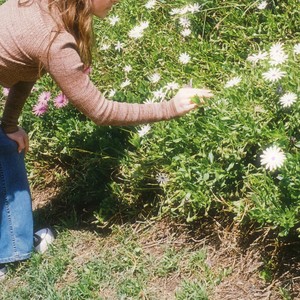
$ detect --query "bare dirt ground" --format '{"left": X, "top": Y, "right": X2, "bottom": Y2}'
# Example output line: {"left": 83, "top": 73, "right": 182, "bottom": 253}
{"left": 31, "top": 187, "right": 300, "bottom": 300}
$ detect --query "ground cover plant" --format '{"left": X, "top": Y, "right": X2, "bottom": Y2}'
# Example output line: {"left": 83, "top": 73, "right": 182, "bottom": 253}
{"left": 89, "top": 0, "right": 299, "bottom": 237}
{"left": 1, "top": 0, "right": 300, "bottom": 237}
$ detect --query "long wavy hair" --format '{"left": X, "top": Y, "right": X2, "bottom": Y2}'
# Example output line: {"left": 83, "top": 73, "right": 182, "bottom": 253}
{"left": 18, "top": 0, "right": 94, "bottom": 66}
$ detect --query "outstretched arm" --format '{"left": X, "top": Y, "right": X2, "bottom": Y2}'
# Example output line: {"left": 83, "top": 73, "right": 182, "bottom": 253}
{"left": 40, "top": 32, "right": 213, "bottom": 126}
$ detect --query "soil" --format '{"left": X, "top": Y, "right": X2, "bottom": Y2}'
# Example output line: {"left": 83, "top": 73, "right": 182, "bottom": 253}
{"left": 31, "top": 187, "right": 300, "bottom": 300}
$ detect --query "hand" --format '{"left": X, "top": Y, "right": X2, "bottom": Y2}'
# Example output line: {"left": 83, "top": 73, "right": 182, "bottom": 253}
{"left": 6, "top": 127, "right": 29, "bottom": 154}
{"left": 172, "top": 87, "right": 213, "bottom": 116}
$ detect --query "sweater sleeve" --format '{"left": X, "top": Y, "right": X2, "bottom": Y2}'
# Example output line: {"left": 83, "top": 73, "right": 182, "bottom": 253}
{"left": 1, "top": 81, "right": 35, "bottom": 133}
{"left": 39, "top": 33, "right": 179, "bottom": 126}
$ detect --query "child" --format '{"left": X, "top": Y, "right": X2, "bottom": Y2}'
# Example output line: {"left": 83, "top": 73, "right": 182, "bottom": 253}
{"left": 0, "top": 0, "right": 213, "bottom": 279}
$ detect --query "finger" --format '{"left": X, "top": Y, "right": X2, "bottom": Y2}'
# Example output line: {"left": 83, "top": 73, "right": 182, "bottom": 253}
{"left": 187, "top": 89, "right": 213, "bottom": 99}
{"left": 204, "top": 92, "right": 214, "bottom": 97}
{"left": 17, "top": 138, "right": 25, "bottom": 154}
{"left": 180, "top": 89, "right": 212, "bottom": 101}
{"left": 198, "top": 91, "right": 214, "bottom": 98}
{"left": 186, "top": 103, "right": 198, "bottom": 111}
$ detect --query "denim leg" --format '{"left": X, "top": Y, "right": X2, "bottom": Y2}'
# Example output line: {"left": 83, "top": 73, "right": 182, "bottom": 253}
{"left": 0, "top": 129, "right": 33, "bottom": 263}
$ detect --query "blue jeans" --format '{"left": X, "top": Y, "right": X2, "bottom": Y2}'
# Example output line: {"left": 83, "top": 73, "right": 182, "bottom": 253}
{"left": 0, "top": 128, "right": 33, "bottom": 263}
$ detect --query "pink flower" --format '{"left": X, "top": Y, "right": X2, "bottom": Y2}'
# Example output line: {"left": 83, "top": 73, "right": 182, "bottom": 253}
{"left": 3, "top": 88, "right": 10, "bottom": 96}
{"left": 32, "top": 92, "right": 51, "bottom": 116}
{"left": 32, "top": 91, "right": 51, "bottom": 116}
{"left": 32, "top": 101, "right": 48, "bottom": 116}
{"left": 38, "top": 91, "right": 51, "bottom": 103}
{"left": 54, "top": 93, "right": 69, "bottom": 108}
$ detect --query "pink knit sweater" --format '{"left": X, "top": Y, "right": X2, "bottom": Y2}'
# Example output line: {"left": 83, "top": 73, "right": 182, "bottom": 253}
{"left": 0, "top": 0, "right": 178, "bottom": 133}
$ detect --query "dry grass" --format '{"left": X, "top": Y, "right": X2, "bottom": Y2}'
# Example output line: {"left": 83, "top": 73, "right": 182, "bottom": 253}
{"left": 21, "top": 187, "right": 300, "bottom": 300}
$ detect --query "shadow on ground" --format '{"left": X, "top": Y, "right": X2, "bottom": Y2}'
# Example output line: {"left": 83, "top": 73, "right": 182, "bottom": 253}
{"left": 31, "top": 183, "right": 300, "bottom": 300}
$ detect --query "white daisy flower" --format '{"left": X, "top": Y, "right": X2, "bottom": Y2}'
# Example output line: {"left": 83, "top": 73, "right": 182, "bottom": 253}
{"left": 144, "top": 98, "right": 157, "bottom": 104}
{"left": 115, "top": 41, "right": 124, "bottom": 51}
{"left": 148, "top": 73, "right": 161, "bottom": 83}
{"left": 170, "top": 8, "right": 182, "bottom": 15}
{"left": 255, "top": 51, "right": 269, "bottom": 60}
{"left": 294, "top": 43, "right": 300, "bottom": 55}
{"left": 137, "top": 124, "right": 151, "bottom": 137}
{"left": 156, "top": 172, "right": 170, "bottom": 185}
{"left": 153, "top": 89, "right": 166, "bottom": 100}
{"left": 165, "top": 82, "right": 179, "bottom": 91}
{"left": 270, "top": 42, "right": 284, "bottom": 54}
{"left": 128, "top": 21, "right": 149, "bottom": 39}
{"left": 224, "top": 76, "right": 241, "bottom": 88}
{"left": 179, "top": 6, "right": 190, "bottom": 15}
{"left": 100, "top": 43, "right": 110, "bottom": 51}
{"left": 187, "top": 3, "right": 201, "bottom": 13}
{"left": 128, "top": 27, "right": 144, "bottom": 39}
{"left": 179, "top": 17, "right": 191, "bottom": 28}
{"left": 247, "top": 51, "right": 268, "bottom": 64}
{"left": 270, "top": 52, "right": 288, "bottom": 66}
{"left": 269, "top": 43, "right": 288, "bottom": 65}
{"left": 120, "top": 79, "right": 131, "bottom": 88}
{"left": 262, "top": 68, "right": 286, "bottom": 82}
{"left": 145, "top": 0, "right": 156, "bottom": 9}
{"left": 279, "top": 92, "right": 297, "bottom": 108}
{"left": 171, "top": 5, "right": 197, "bottom": 15}
{"left": 179, "top": 52, "right": 191, "bottom": 64}
{"left": 260, "top": 145, "right": 286, "bottom": 171}
{"left": 257, "top": 1, "right": 268, "bottom": 9}
{"left": 140, "top": 21, "right": 150, "bottom": 29}
{"left": 123, "top": 65, "right": 132, "bottom": 73}
{"left": 181, "top": 28, "right": 192, "bottom": 37}
{"left": 108, "top": 89, "right": 116, "bottom": 98}
{"left": 108, "top": 15, "right": 120, "bottom": 26}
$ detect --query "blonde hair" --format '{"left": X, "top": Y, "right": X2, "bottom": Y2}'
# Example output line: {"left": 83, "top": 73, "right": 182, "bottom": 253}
{"left": 18, "top": 0, "right": 94, "bottom": 66}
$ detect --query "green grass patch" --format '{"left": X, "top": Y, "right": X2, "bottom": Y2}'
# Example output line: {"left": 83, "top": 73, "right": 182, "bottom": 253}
{"left": 0, "top": 223, "right": 228, "bottom": 299}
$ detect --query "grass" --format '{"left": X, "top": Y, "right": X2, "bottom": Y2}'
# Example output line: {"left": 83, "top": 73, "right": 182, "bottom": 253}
{"left": 1, "top": 190, "right": 299, "bottom": 299}
{"left": 1, "top": 220, "right": 226, "bottom": 300}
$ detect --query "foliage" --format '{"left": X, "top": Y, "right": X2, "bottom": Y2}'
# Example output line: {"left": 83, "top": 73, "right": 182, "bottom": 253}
{"left": 1, "top": 0, "right": 300, "bottom": 237}
{"left": 93, "top": 0, "right": 299, "bottom": 237}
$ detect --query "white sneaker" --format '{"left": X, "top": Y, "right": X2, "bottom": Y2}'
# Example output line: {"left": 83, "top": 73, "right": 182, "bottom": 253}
{"left": 34, "top": 228, "right": 55, "bottom": 254}
{"left": 0, "top": 265, "right": 7, "bottom": 281}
